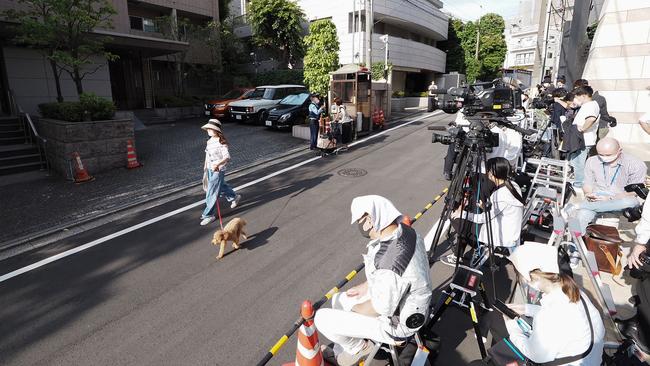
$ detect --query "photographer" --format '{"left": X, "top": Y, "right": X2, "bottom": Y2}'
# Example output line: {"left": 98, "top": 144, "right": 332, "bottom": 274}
{"left": 564, "top": 137, "right": 646, "bottom": 235}
{"left": 315, "top": 195, "right": 432, "bottom": 366}
{"left": 479, "top": 243, "right": 605, "bottom": 365}
{"left": 567, "top": 86, "right": 601, "bottom": 189}
{"left": 551, "top": 88, "right": 569, "bottom": 129}
{"left": 574, "top": 79, "right": 613, "bottom": 140}
{"left": 619, "top": 177, "right": 650, "bottom": 354}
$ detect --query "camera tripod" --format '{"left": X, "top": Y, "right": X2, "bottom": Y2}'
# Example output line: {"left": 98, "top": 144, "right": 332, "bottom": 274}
{"left": 425, "top": 114, "right": 505, "bottom": 358}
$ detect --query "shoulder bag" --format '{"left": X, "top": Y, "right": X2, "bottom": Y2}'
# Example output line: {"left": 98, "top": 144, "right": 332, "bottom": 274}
{"left": 584, "top": 224, "right": 623, "bottom": 275}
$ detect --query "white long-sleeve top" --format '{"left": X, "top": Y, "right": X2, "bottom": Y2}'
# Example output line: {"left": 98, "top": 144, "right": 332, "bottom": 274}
{"left": 506, "top": 289, "right": 605, "bottom": 365}
{"left": 463, "top": 184, "right": 524, "bottom": 248}
{"left": 636, "top": 198, "right": 650, "bottom": 245}
{"left": 204, "top": 137, "right": 230, "bottom": 171}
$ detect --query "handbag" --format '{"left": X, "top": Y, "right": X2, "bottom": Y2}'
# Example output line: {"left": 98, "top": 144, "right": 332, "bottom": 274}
{"left": 202, "top": 169, "right": 208, "bottom": 192}
{"left": 584, "top": 224, "right": 623, "bottom": 275}
{"left": 486, "top": 297, "right": 594, "bottom": 366}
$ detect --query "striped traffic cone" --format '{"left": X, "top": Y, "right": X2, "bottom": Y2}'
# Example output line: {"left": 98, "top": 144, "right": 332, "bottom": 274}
{"left": 283, "top": 301, "right": 331, "bottom": 366}
{"left": 126, "top": 139, "right": 142, "bottom": 169}
{"left": 71, "top": 152, "right": 94, "bottom": 184}
{"left": 402, "top": 215, "right": 413, "bottom": 227}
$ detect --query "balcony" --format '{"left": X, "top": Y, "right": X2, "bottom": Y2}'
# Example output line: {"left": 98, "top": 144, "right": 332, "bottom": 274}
{"left": 373, "top": 0, "right": 448, "bottom": 41}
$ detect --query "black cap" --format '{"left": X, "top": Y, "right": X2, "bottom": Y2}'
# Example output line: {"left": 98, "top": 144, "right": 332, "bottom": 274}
{"left": 556, "top": 75, "right": 566, "bottom": 82}
{"left": 310, "top": 92, "right": 320, "bottom": 98}
{"left": 543, "top": 76, "right": 552, "bottom": 83}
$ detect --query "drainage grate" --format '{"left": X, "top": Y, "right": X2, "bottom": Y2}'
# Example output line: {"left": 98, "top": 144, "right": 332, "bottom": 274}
{"left": 337, "top": 168, "right": 368, "bottom": 177}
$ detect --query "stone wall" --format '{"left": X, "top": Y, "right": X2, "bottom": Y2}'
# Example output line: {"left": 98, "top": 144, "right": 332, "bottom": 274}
{"left": 36, "top": 118, "right": 135, "bottom": 179}
{"left": 581, "top": 0, "right": 650, "bottom": 143}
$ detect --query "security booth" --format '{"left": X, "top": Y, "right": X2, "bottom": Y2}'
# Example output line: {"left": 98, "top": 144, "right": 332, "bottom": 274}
{"left": 329, "top": 64, "right": 372, "bottom": 142}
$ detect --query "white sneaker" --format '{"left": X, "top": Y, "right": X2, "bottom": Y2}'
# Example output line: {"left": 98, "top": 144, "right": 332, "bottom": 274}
{"left": 230, "top": 194, "right": 241, "bottom": 209}
{"left": 440, "top": 253, "right": 458, "bottom": 267}
{"left": 200, "top": 217, "right": 216, "bottom": 226}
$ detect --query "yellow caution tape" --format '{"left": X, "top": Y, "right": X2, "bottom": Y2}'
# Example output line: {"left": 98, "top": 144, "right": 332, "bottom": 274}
{"left": 345, "top": 270, "right": 358, "bottom": 281}
{"left": 269, "top": 335, "right": 289, "bottom": 355}
{"left": 325, "top": 287, "right": 339, "bottom": 299}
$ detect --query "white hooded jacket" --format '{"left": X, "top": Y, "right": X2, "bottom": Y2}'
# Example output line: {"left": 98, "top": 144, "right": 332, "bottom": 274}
{"left": 351, "top": 196, "right": 433, "bottom": 338}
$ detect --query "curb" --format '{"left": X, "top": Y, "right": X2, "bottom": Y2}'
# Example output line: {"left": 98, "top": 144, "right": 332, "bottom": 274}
{"left": 0, "top": 110, "right": 430, "bottom": 260}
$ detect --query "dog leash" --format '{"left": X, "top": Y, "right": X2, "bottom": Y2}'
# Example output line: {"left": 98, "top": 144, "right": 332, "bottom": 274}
{"left": 216, "top": 197, "right": 224, "bottom": 230}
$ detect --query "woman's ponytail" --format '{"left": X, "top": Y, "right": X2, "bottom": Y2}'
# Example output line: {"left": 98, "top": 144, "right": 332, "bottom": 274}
{"left": 559, "top": 273, "right": 580, "bottom": 303}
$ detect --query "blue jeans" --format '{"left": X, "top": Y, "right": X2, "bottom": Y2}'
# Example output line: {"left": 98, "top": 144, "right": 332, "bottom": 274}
{"left": 568, "top": 145, "right": 592, "bottom": 188}
{"left": 201, "top": 169, "right": 237, "bottom": 219}
{"left": 567, "top": 197, "right": 639, "bottom": 235}
{"left": 309, "top": 118, "right": 319, "bottom": 149}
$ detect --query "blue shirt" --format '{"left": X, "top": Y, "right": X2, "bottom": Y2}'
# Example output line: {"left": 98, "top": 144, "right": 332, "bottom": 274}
{"left": 309, "top": 102, "right": 321, "bottom": 119}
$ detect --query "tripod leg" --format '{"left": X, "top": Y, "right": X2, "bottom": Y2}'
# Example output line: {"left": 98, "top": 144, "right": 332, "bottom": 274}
{"left": 479, "top": 282, "right": 492, "bottom": 310}
{"left": 429, "top": 290, "right": 456, "bottom": 325}
{"left": 469, "top": 300, "right": 488, "bottom": 359}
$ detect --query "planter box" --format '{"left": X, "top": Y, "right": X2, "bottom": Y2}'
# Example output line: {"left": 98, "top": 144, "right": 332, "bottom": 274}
{"left": 292, "top": 124, "right": 310, "bottom": 141}
{"left": 37, "top": 118, "right": 135, "bottom": 179}
{"left": 391, "top": 97, "right": 428, "bottom": 111}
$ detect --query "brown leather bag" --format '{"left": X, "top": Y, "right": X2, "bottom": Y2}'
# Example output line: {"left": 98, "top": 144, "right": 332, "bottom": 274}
{"left": 584, "top": 224, "right": 623, "bottom": 275}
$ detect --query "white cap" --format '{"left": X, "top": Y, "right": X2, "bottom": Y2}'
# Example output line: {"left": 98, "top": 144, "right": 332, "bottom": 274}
{"left": 350, "top": 195, "right": 402, "bottom": 232}
{"left": 508, "top": 242, "right": 559, "bottom": 282}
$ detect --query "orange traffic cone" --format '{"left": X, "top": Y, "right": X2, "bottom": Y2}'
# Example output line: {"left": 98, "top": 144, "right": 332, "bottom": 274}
{"left": 126, "top": 139, "right": 142, "bottom": 169}
{"left": 283, "top": 301, "right": 332, "bottom": 366}
{"left": 71, "top": 152, "right": 94, "bottom": 184}
{"left": 402, "top": 215, "right": 413, "bottom": 227}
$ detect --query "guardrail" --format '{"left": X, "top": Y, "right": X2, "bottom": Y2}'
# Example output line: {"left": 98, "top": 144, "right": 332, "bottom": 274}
{"left": 255, "top": 187, "right": 449, "bottom": 366}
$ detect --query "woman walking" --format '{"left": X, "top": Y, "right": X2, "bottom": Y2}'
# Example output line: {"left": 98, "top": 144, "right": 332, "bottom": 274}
{"left": 200, "top": 119, "right": 241, "bottom": 226}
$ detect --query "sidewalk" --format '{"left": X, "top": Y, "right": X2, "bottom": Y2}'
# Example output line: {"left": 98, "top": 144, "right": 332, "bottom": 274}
{"left": 0, "top": 119, "right": 305, "bottom": 249}
{"left": 0, "top": 110, "right": 427, "bottom": 253}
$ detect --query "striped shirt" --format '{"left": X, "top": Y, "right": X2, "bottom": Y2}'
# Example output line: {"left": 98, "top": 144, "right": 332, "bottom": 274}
{"left": 584, "top": 153, "right": 647, "bottom": 193}
{"left": 205, "top": 137, "right": 230, "bottom": 171}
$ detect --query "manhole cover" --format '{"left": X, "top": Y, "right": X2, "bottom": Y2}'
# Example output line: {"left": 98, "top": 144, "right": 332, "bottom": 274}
{"left": 338, "top": 168, "right": 368, "bottom": 177}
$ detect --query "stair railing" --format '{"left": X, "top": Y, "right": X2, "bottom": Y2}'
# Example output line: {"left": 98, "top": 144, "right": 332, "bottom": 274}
{"left": 17, "top": 104, "right": 49, "bottom": 173}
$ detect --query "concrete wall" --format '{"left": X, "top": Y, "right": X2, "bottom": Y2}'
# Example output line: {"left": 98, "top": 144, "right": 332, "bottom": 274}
{"left": 3, "top": 47, "right": 112, "bottom": 116}
{"left": 581, "top": 0, "right": 650, "bottom": 143}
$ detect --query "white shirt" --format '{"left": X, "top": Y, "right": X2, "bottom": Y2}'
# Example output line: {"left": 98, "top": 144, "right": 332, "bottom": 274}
{"left": 636, "top": 198, "right": 650, "bottom": 245}
{"left": 573, "top": 100, "right": 600, "bottom": 146}
{"left": 205, "top": 137, "right": 230, "bottom": 171}
{"left": 486, "top": 126, "right": 523, "bottom": 165}
{"left": 464, "top": 185, "right": 524, "bottom": 248}
{"left": 507, "top": 289, "right": 605, "bottom": 365}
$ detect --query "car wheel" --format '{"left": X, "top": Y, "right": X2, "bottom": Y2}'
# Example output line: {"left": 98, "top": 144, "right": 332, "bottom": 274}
{"left": 257, "top": 110, "right": 268, "bottom": 126}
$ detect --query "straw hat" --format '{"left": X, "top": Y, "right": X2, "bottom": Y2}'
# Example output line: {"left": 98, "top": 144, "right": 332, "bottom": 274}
{"left": 508, "top": 242, "right": 559, "bottom": 282}
{"left": 201, "top": 119, "right": 222, "bottom": 132}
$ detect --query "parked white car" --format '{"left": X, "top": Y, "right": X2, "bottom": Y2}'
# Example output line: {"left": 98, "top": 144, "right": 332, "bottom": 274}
{"left": 228, "top": 85, "right": 308, "bottom": 125}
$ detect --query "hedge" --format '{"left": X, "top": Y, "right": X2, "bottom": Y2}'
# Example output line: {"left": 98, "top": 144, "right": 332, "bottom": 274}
{"left": 39, "top": 93, "right": 116, "bottom": 122}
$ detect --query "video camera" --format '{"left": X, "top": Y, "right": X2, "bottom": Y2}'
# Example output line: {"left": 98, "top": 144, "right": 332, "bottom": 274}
{"left": 623, "top": 183, "right": 649, "bottom": 222}
{"left": 530, "top": 92, "right": 554, "bottom": 110}
{"left": 429, "top": 79, "right": 523, "bottom": 117}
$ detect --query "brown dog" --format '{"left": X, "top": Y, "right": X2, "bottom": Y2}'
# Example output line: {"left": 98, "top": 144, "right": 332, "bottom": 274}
{"left": 211, "top": 218, "right": 247, "bottom": 259}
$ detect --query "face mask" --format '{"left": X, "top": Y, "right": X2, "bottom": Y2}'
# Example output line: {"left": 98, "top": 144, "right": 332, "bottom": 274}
{"left": 358, "top": 219, "right": 372, "bottom": 238}
{"left": 599, "top": 154, "right": 619, "bottom": 163}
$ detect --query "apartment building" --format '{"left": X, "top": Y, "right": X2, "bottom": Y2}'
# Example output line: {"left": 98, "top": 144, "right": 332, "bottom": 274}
{"left": 0, "top": 0, "right": 219, "bottom": 114}
{"left": 230, "top": 0, "right": 448, "bottom": 93}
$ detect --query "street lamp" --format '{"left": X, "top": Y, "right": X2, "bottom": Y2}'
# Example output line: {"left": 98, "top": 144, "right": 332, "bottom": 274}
{"left": 250, "top": 52, "right": 258, "bottom": 75}
{"left": 380, "top": 34, "right": 389, "bottom": 120}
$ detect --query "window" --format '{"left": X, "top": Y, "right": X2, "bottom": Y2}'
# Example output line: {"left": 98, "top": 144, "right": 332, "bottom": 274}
{"left": 515, "top": 52, "right": 534, "bottom": 65}
{"left": 129, "top": 16, "right": 157, "bottom": 32}
{"left": 547, "top": 52, "right": 553, "bottom": 59}
{"left": 348, "top": 12, "right": 366, "bottom": 33}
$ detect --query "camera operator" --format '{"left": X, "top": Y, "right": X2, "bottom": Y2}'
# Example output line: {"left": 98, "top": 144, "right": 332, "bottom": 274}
{"left": 564, "top": 137, "right": 647, "bottom": 235}
{"left": 478, "top": 243, "right": 605, "bottom": 365}
{"left": 567, "top": 86, "right": 601, "bottom": 189}
{"left": 555, "top": 75, "right": 567, "bottom": 93}
{"left": 551, "top": 88, "right": 569, "bottom": 129}
{"left": 619, "top": 177, "right": 650, "bottom": 354}
{"left": 315, "top": 195, "right": 432, "bottom": 366}
{"left": 574, "top": 79, "right": 613, "bottom": 141}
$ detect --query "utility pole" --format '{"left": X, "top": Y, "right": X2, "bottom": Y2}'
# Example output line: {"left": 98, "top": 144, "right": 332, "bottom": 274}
{"left": 352, "top": 0, "right": 356, "bottom": 63}
{"left": 540, "top": 0, "right": 553, "bottom": 82}
{"left": 474, "top": 4, "right": 483, "bottom": 59}
{"left": 365, "top": 0, "right": 373, "bottom": 67}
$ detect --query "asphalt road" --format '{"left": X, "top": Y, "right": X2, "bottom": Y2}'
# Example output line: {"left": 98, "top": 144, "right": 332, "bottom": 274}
{"left": 0, "top": 111, "right": 486, "bottom": 365}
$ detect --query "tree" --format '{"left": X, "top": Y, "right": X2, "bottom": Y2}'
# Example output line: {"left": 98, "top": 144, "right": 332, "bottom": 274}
{"left": 476, "top": 13, "right": 507, "bottom": 81}
{"left": 48, "top": 0, "right": 118, "bottom": 96}
{"left": 4, "top": 0, "right": 66, "bottom": 101}
{"left": 219, "top": 0, "right": 231, "bottom": 21}
{"left": 303, "top": 20, "right": 339, "bottom": 95}
{"left": 439, "top": 18, "right": 465, "bottom": 74}
{"left": 248, "top": 0, "right": 306, "bottom": 69}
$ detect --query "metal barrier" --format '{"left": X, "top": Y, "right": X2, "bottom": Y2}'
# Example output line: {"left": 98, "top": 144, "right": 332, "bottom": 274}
{"left": 255, "top": 188, "right": 449, "bottom": 366}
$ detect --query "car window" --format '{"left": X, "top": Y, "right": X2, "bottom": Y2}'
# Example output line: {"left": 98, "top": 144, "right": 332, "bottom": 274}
{"left": 249, "top": 88, "right": 267, "bottom": 99}
{"left": 274, "top": 88, "right": 288, "bottom": 100}
{"left": 262, "top": 89, "right": 276, "bottom": 99}
{"left": 242, "top": 90, "right": 254, "bottom": 98}
{"left": 280, "top": 93, "right": 310, "bottom": 106}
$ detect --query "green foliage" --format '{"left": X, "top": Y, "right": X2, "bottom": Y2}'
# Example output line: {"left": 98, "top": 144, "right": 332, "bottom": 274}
{"left": 248, "top": 0, "right": 306, "bottom": 68}
{"left": 439, "top": 18, "right": 465, "bottom": 74}
{"left": 371, "top": 61, "right": 393, "bottom": 81}
{"left": 253, "top": 69, "right": 304, "bottom": 86}
{"left": 303, "top": 20, "right": 340, "bottom": 95}
{"left": 39, "top": 93, "right": 115, "bottom": 121}
{"left": 586, "top": 21, "right": 598, "bottom": 40}
{"left": 451, "top": 14, "right": 507, "bottom": 83}
{"left": 392, "top": 91, "right": 405, "bottom": 98}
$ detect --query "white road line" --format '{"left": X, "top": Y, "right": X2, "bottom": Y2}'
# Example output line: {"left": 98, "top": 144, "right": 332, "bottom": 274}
{"left": 0, "top": 111, "right": 443, "bottom": 283}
